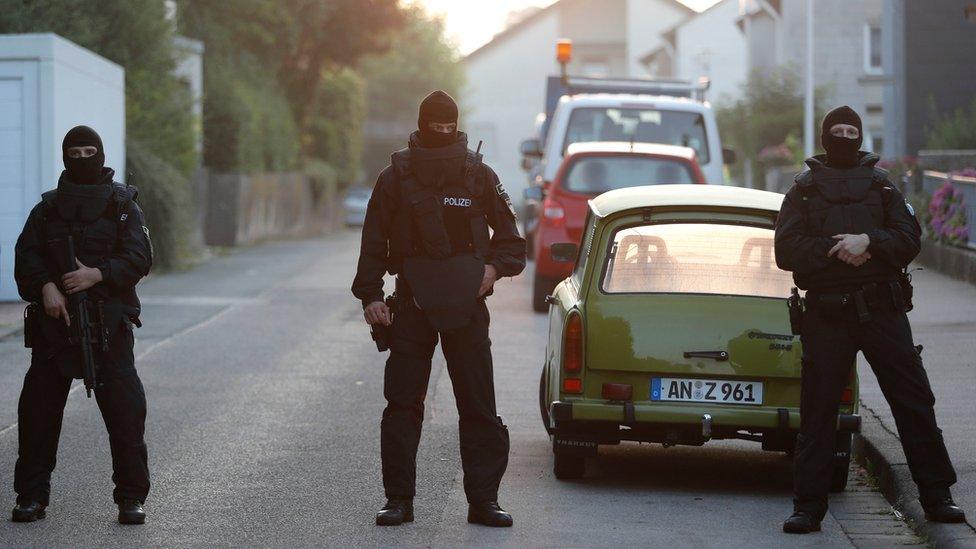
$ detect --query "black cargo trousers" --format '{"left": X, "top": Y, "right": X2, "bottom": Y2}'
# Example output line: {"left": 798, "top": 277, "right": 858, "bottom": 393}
{"left": 794, "top": 290, "right": 956, "bottom": 519}
{"left": 381, "top": 295, "right": 509, "bottom": 504}
{"left": 15, "top": 324, "right": 150, "bottom": 506}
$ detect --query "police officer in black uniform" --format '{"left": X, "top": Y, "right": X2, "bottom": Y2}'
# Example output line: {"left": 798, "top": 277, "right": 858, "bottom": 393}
{"left": 352, "top": 91, "right": 526, "bottom": 527}
{"left": 11, "top": 126, "right": 153, "bottom": 525}
{"left": 775, "top": 106, "right": 965, "bottom": 534}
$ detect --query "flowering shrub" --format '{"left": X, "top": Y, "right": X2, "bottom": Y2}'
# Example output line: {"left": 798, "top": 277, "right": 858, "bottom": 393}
{"left": 928, "top": 175, "right": 970, "bottom": 245}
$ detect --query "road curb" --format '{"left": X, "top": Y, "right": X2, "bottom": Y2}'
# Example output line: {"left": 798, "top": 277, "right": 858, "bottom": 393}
{"left": 854, "top": 405, "right": 976, "bottom": 548}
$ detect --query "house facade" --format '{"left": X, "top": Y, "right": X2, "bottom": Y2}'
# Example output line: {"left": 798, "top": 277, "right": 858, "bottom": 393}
{"left": 736, "top": 0, "right": 886, "bottom": 154}
{"left": 882, "top": 0, "right": 976, "bottom": 158}
{"left": 462, "top": 0, "right": 691, "bottom": 207}
{"left": 642, "top": 0, "right": 749, "bottom": 104}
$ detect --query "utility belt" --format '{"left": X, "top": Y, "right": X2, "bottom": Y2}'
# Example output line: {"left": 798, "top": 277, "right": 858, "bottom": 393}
{"left": 787, "top": 276, "right": 914, "bottom": 335}
{"left": 807, "top": 280, "right": 908, "bottom": 322}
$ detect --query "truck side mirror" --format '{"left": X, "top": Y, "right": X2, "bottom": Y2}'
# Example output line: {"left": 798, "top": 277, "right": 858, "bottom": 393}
{"left": 520, "top": 138, "right": 543, "bottom": 158}
{"left": 722, "top": 147, "right": 737, "bottom": 165}
{"left": 550, "top": 243, "right": 579, "bottom": 263}
{"left": 523, "top": 186, "right": 544, "bottom": 202}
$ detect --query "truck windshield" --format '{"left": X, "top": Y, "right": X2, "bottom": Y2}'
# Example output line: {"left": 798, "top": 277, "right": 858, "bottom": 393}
{"left": 564, "top": 108, "right": 709, "bottom": 164}
{"left": 564, "top": 156, "right": 696, "bottom": 194}
{"left": 602, "top": 223, "right": 793, "bottom": 298}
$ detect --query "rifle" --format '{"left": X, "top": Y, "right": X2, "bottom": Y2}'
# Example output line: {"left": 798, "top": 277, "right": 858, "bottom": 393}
{"left": 51, "top": 236, "right": 100, "bottom": 397}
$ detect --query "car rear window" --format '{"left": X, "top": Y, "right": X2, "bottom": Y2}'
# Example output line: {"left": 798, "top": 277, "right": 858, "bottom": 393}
{"left": 602, "top": 223, "right": 793, "bottom": 298}
{"left": 563, "top": 156, "right": 696, "bottom": 194}
{"left": 564, "top": 107, "right": 710, "bottom": 164}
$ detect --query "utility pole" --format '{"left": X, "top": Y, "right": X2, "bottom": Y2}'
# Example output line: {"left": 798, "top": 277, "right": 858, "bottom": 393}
{"left": 804, "top": 0, "right": 815, "bottom": 158}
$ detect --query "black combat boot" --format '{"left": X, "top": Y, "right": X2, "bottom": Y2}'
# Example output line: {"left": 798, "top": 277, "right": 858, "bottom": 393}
{"left": 11, "top": 501, "right": 47, "bottom": 523}
{"left": 117, "top": 499, "right": 146, "bottom": 525}
{"left": 922, "top": 497, "right": 966, "bottom": 523}
{"left": 467, "top": 501, "right": 513, "bottom": 527}
{"left": 782, "top": 511, "right": 821, "bottom": 534}
{"left": 376, "top": 499, "right": 413, "bottom": 526}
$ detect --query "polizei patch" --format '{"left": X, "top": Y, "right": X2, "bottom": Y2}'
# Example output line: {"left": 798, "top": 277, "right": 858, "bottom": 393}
{"left": 444, "top": 196, "right": 472, "bottom": 207}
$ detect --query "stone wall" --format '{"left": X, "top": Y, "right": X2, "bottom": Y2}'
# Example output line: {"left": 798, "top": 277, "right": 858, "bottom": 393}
{"left": 916, "top": 241, "right": 976, "bottom": 287}
{"left": 204, "top": 172, "right": 340, "bottom": 247}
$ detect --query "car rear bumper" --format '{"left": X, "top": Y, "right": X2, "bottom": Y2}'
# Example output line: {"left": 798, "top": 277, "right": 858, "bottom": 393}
{"left": 550, "top": 400, "right": 860, "bottom": 444}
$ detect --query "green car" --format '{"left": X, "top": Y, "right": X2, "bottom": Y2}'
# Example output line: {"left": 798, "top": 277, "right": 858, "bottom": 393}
{"left": 540, "top": 184, "right": 859, "bottom": 491}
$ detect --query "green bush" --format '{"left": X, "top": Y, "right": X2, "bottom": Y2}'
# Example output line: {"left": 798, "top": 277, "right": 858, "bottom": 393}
{"left": 926, "top": 98, "right": 976, "bottom": 150}
{"left": 307, "top": 68, "right": 366, "bottom": 186}
{"left": 716, "top": 65, "right": 827, "bottom": 187}
{"left": 202, "top": 62, "right": 301, "bottom": 174}
{"left": 126, "top": 139, "right": 195, "bottom": 270}
{"left": 0, "top": 0, "right": 198, "bottom": 178}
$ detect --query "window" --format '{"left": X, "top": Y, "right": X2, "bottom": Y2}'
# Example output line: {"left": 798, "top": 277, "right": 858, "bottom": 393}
{"left": 601, "top": 223, "right": 794, "bottom": 298}
{"left": 565, "top": 108, "right": 710, "bottom": 164}
{"left": 563, "top": 156, "right": 696, "bottom": 194}
{"left": 864, "top": 24, "right": 882, "bottom": 74}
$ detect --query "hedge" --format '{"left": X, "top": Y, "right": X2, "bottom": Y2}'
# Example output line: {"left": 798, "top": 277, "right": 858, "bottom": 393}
{"left": 126, "top": 139, "right": 195, "bottom": 270}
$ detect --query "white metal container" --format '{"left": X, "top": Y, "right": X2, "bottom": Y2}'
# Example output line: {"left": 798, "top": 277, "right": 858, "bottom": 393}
{"left": 0, "top": 33, "right": 125, "bottom": 301}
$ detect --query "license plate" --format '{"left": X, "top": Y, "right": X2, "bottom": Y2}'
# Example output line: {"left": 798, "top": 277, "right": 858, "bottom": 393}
{"left": 651, "top": 377, "right": 763, "bottom": 405}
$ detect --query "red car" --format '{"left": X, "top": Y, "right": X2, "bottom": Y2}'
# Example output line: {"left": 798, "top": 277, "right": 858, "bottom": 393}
{"left": 531, "top": 142, "right": 707, "bottom": 311}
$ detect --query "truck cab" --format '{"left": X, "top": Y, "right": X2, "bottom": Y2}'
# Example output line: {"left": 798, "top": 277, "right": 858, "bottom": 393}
{"left": 541, "top": 93, "right": 726, "bottom": 186}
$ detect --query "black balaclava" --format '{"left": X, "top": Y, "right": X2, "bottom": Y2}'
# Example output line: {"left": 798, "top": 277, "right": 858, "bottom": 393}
{"left": 418, "top": 90, "right": 459, "bottom": 148}
{"left": 820, "top": 105, "right": 863, "bottom": 168}
{"left": 62, "top": 125, "right": 105, "bottom": 184}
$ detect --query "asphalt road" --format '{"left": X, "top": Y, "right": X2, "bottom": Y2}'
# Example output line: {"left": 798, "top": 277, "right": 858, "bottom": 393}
{"left": 0, "top": 231, "right": 916, "bottom": 547}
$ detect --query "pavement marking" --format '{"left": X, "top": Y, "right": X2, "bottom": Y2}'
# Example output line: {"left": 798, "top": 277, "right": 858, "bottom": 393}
{"left": 138, "top": 296, "right": 265, "bottom": 306}
{"left": 0, "top": 264, "right": 290, "bottom": 439}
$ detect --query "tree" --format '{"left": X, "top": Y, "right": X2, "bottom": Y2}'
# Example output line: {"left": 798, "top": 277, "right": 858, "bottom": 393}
{"left": 178, "top": 0, "right": 406, "bottom": 177}
{"left": 716, "top": 65, "right": 826, "bottom": 187}
{"left": 0, "top": 0, "right": 197, "bottom": 175}
{"left": 358, "top": 5, "right": 465, "bottom": 178}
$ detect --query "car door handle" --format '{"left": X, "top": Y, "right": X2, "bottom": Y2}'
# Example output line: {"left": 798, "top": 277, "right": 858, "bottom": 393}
{"left": 683, "top": 351, "right": 729, "bottom": 361}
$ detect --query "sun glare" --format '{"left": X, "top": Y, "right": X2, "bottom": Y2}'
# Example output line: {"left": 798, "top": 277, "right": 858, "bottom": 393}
{"left": 414, "top": 0, "right": 720, "bottom": 55}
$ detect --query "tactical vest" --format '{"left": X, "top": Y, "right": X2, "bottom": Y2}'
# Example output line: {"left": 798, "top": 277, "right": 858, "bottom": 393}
{"left": 797, "top": 165, "right": 886, "bottom": 237}
{"left": 792, "top": 164, "right": 899, "bottom": 290}
{"left": 388, "top": 148, "right": 492, "bottom": 267}
{"left": 40, "top": 182, "right": 137, "bottom": 303}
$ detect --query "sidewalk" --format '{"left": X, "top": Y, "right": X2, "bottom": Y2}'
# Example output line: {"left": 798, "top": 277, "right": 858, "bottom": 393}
{"left": 856, "top": 264, "right": 976, "bottom": 547}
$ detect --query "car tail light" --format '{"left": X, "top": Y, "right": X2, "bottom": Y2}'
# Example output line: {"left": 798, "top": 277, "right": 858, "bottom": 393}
{"left": 563, "top": 378, "right": 583, "bottom": 393}
{"left": 602, "top": 383, "right": 633, "bottom": 401}
{"left": 564, "top": 312, "right": 583, "bottom": 373}
{"left": 542, "top": 197, "right": 565, "bottom": 226}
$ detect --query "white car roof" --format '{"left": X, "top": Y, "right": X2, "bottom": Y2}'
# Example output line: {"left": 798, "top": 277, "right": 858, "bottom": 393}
{"left": 566, "top": 142, "right": 697, "bottom": 161}
{"left": 557, "top": 93, "right": 711, "bottom": 113}
{"left": 590, "top": 184, "right": 785, "bottom": 219}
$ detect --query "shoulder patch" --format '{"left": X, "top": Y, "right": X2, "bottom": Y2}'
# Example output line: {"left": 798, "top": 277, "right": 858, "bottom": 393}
{"left": 905, "top": 199, "right": 916, "bottom": 217}
{"left": 495, "top": 182, "right": 517, "bottom": 218}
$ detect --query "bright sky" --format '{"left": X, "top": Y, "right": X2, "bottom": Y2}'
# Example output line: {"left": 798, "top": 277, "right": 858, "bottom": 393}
{"left": 415, "top": 0, "right": 722, "bottom": 55}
